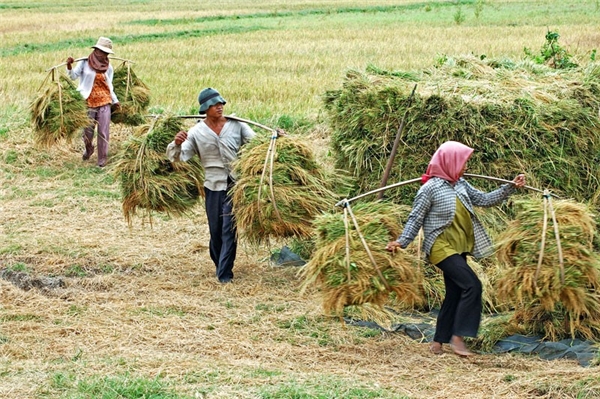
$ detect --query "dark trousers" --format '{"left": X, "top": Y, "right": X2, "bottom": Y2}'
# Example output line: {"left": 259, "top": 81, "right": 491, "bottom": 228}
{"left": 433, "top": 253, "right": 482, "bottom": 343}
{"left": 204, "top": 186, "right": 237, "bottom": 281}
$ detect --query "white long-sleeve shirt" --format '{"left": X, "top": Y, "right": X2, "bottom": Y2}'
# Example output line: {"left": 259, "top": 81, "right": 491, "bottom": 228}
{"left": 67, "top": 60, "right": 119, "bottom": 105}
{"left": 166, "top": 120, "right": 255, "bottom": 191}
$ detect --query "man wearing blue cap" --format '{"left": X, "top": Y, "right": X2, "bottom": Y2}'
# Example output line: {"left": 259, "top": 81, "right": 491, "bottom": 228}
{"left": 166, "top": 88, "right": 256, "bottom": 283}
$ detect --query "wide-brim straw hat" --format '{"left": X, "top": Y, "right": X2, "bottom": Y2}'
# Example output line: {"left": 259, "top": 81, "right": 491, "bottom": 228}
{"left": 92, "top": 37, "right": 114, "bottom": 54}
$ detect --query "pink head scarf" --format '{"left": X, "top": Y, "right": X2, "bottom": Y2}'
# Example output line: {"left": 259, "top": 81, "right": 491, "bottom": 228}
{"left": 421, "top": 141, "right": 474, "bottom": 184}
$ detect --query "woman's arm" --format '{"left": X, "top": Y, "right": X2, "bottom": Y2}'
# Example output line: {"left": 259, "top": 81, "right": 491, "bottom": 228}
{"left": 464, "top": 174, "right": 525, "bottom": 207}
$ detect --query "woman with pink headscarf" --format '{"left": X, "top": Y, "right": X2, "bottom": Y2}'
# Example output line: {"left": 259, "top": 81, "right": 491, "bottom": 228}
{"left": 386, "top": 141, "right": 525, "bottom": 356}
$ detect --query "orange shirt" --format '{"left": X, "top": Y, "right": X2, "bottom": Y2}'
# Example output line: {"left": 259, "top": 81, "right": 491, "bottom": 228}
{"left": 87, "top": 73, "right": 112, "bottom": 108}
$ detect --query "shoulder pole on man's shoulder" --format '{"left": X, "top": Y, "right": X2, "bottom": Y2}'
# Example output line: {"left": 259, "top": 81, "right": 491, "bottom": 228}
{"left": 161, "top": 114, "right": 277, "bottom": 134}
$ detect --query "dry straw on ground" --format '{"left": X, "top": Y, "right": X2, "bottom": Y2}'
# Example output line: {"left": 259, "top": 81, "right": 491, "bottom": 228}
{"left": 112, "top": 115, "right": 204, "bottom": 226}
{"left": 30, "top": 73, "right": 90, "bottom": 147}
{"left": 495, "top": 197, "right": 600, "bottom": 341}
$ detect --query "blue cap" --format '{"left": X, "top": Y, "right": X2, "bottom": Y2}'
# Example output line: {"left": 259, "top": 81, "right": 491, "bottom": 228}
{"left": 198, "top": 87, "right": 227, "bottom": 114}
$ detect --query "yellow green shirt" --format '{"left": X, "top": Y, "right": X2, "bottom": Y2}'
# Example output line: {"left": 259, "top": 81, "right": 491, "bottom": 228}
{"left": 429, "top": 197, "right": 474, "bottom": 265}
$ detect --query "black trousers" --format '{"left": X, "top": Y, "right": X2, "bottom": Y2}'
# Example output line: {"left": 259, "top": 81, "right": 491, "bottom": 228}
{"left": 204, "top": 186, "right": 237, "bottom": 281}
{"left": 433, "top": 253, "right": 482, "bottom": 343}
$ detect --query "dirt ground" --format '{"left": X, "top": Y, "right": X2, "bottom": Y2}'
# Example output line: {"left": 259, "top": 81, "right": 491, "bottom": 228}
{"left": 1, "top": 130, "right": 599, "bottom": 399}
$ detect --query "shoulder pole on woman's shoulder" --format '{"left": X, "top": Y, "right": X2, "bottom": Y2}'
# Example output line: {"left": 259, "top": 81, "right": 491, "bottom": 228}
{"left": 335, "top": 173, "right": 556, "bottom": 207}
{"left": 335, "top": 177, "right": 423, "bottom": 207}
{"left": 45, "top": 56, "right": 134, "bottom": 72}
{"left": 463, "top": 173, "right": 559, "bottom": 198}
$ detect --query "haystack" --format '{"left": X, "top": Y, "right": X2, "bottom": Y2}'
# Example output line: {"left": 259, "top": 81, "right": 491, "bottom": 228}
{"left": 495, "top": 196, "right": 600, "bottom": 340}
{"left": 324, "top": 56, "right": 600, "bottom": 205}
{"left": 30, "top": 73, "right": 90, "bottom": 147}
{"left": 230, "top": 134, "right": 345, "bottom": 244}
{"left": 110, "top": 61, "right": 150, "bottom": 126}
{"left": 113, "top": 115, "right": 204, "bottom": 225}
{"left": 300, "top": 201, "right": 423, "bottom": 317}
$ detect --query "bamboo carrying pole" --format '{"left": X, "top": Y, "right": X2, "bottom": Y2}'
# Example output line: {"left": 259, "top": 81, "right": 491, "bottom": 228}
{"left": 336, "top": 177, "right": 422, "bottom": 207}
{"left": 339, "top": 199, "right": 391, "bottom": 290}
{"left": 46, "top": 56, "right": 135, "bottom": 72}
{"left": 160, "top": 114, "right": 277, "bottom": 133}
{"left": 463, "top": 173, "right": 559, "bottom": 198}
{"left": 377, "top": 84, "right": 417, "bottom": 199}
{"left": 337, "top": 173, "right": 558, "bottom": 207}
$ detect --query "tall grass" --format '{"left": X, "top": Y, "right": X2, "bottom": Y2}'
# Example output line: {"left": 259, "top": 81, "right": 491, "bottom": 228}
{"left": 1, "top": 0, "right": 597, "bottom": 123}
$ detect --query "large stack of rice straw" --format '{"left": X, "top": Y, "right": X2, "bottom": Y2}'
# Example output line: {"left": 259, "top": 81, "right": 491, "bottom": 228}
{"left": 112, "top": 115, "right": 204, "bottom": 226}
{"left": 324, "top": 56, "right": 600, "bottom": 206}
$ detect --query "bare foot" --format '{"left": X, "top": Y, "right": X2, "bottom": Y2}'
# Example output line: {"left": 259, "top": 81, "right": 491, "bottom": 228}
{"left": 449, "top": 335, "right": 475, "bottom": 357}
{"left": 429, "top": 341, "right": 443, "bottom": 355}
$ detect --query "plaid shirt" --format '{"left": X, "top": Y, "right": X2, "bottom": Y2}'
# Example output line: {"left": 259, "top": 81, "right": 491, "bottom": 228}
{"left": 397, "top": 177, "right": 515, "bottom": 259}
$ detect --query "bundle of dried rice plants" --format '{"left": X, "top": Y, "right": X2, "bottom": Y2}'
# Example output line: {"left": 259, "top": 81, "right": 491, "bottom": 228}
{"left": 231, "top": 134, "right": 343, "bottom": 244}
{"left": 300, "top": 201, "right": 423, "bottom": 317}
{"left": 495, "top": 196, "right": 600, "bottom": 340}
{"left": 324, "top": 55, "right": 600, "bottom": 205}
{"left": 111, "top": 61, "right": 150, "bottom": 126}
{"left": 113, "top": 115, "right": 204, "bottom": 225}
{"left": 30, "top": 73, "right": 90, "bottom": 147}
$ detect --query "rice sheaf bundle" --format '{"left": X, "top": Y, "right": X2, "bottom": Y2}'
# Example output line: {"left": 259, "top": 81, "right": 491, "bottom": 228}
{"left": 495, "top": 197, "right": 600, "bottom": 340}
{"left": 110, "top": 62, "right": 151, "bottom": 126}
{"left": 113, "top": 116, "right": 204, "bottom": 225}
{"left": 300, "top": 201, "right": 423, "bottom": 316}
{"left": 30, "top": 74, "right": 90, "bottom": 147}
{"left": 231, "top": 135, "right": 342, "bottom": 244}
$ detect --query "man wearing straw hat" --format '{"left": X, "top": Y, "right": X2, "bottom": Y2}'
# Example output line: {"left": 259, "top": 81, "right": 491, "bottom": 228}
{"left": 66, "top": 36, "right": 120, "bottom": 168}
{"left": 166, "top": 88, "right": 255, "bottom": 283}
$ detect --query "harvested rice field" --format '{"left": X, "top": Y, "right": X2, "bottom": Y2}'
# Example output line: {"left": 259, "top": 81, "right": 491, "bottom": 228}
{"left": 2, "top": 1, "right": 600, "bottom": 398}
